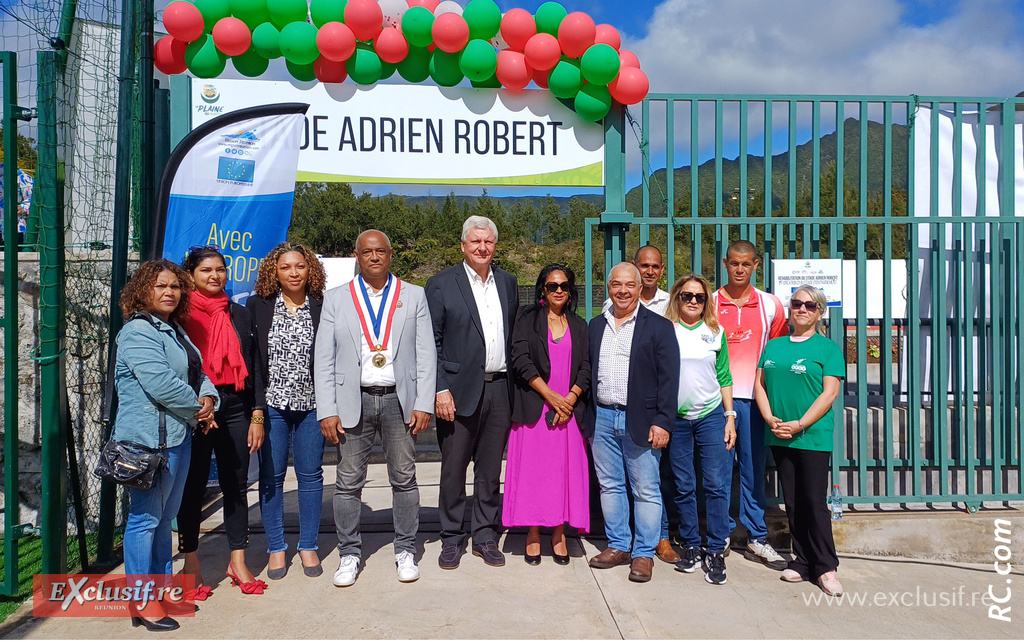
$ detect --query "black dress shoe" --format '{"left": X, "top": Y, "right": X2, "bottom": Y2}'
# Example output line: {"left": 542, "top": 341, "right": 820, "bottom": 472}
{"left": 303, "top": 563, "right": 324, "bottom": 577}
{"left": 553, "top": 553, "right": 570, "bottom": 565}
{"left": 472, "top": 540, "right": 506, "bottom": 567}
{"left": 438, "top": 542, "right": 463, "bottom": 570}
{"left": 524, "top": 553, "right": 541, "bottom": 566}
{"left": 267, "top": 566, "right": 288, "bottom": 580}
{"left": 131, "top": 616, "right": 180, "bottom": 632}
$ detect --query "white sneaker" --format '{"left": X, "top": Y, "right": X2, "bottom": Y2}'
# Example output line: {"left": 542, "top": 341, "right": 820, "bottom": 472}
{"left": 396, "top": 551, "right": 420, "bottom": 583}
{"left": 333, "top": 555, "right": 360, "bottom": 587}
{"left": 745, "top": 539, "right": 787, "bottom": 570}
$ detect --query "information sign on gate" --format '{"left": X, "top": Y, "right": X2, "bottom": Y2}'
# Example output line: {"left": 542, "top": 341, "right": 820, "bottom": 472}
{"left": 772, "top": 259, "right": 844, "bottom": 309}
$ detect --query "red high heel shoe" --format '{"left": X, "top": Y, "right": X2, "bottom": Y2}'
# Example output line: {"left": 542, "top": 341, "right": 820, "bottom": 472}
{"left": 226, "top": 564, "right": 268, "bottom": 595}
{"left": 185, "top": 585, "right": 213, "bottom": 601}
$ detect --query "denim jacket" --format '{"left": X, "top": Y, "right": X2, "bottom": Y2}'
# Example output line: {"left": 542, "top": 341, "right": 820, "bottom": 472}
{"left": 111, "top": 314, "right": 219, "bottom": 449}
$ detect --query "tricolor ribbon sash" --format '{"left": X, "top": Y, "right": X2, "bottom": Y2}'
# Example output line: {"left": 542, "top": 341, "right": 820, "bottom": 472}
{"left": 350, "top": 275, "right": 402, "bottom": 354}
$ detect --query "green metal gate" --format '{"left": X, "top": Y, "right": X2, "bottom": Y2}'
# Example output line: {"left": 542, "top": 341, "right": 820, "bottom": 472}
{"left": 588, "top": 95, "right": 1023, "bottom": 508}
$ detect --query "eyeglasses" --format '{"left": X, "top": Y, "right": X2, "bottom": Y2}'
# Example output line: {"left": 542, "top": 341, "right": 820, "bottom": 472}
{"left": 791, "top": 299, "right": 819, "bottom": 312}
{"left": 544, "top": 282, "right": 572, "bottom": 293}
{"left": 678, "top": 292, "right": 707, "bottom": 304}
{"left": 188, "top": 244, "right": 220, "bottom": 254}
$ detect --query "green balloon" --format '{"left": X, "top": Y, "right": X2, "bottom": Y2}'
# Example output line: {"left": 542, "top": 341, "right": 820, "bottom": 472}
{"left": 547, "top": 57, "right": 582, "bottom": 99}
{"left": 430, "top": 49, "right": 463, "bottom": 87}
{"left": 580, "top": 43, "right": 620, "bottom": 86}
{"left": 229, "top": 0, "right": 269, "bottom": 30}
{"left": 398, "top": 46, "right": 431, "bottom": 83}
{"left": 309, "top": 0, "right": 347, "bottom": 28}
{"left": 534, "top": 1, "right": 566, "bottom": 36}
{"left": 286, "top": 58, "right": 317, "bottom": 81}
{"left": 401, "top": 6, "right": 434, "bottom": 48}
{"left": 463, "top": 0, "right": 501, "bottom": 41}
{"left": 459, "top": 39, "right": 497, "bottom": 82}
{"left": 251, "top": 22, "right": 281, "bottom": 58}
{"left": 185, "top": 33, "right": 227, "bottom": 77}
{"left": 574, "top": 83, "right": 611, "bottom": 122}
{"left": 231, "top": 46, "right": 270, "bottom": 76}
{"left": 380, "top": 60, "right": 397, "bottom": 80}
{"left": 347, "top": 45, "right": 382, "bottom": 85}
{"left": 267, "top": 0, "right": 308, "bottom": 29}
{"left": 194, "top": 0, "right": 232, "bottom": 32}
{"left": 279, "top": 21, "right": 319, "bottom": 65}
{"left": 471, "top": 72, "right": 501, "bottom": 88}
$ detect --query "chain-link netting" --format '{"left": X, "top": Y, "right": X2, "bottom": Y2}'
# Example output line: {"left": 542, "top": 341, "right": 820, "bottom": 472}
{"left": 1, "top": 0, "right": 137, "bottom": 543}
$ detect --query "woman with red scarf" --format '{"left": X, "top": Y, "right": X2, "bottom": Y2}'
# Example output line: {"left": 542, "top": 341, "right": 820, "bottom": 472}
{"left": 178, "top": 246, "right": 268, "bottom": 596}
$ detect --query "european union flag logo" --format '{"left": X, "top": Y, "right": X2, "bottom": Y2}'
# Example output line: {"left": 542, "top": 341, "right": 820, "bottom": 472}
{"left": 217, "top": 157, "right": 255, "bottom": 183}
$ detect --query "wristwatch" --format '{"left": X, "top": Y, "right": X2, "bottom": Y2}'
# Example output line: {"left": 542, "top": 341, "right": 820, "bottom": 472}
{"left": 724, "top": 410, "right": 737, "bottom": 418}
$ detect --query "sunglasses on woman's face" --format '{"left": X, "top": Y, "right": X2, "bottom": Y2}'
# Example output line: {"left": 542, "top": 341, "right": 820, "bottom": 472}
{"left": 678, "top": 292, "right": 707, "bottom": 304}
{"left": 545, "top": 281, "right": 572, "bottom": 293}
{"left": 791, "top": 299, "right": 819, "bottom": 312}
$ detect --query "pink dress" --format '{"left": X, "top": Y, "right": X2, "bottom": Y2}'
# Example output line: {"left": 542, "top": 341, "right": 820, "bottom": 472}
{"left": 502, "top": 328, "right": 590, "bottom": 532}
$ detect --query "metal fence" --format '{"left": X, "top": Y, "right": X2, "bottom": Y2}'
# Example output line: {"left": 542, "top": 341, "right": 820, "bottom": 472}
{"left": 587, "top": 95, "right": 1023, "bottom": 509}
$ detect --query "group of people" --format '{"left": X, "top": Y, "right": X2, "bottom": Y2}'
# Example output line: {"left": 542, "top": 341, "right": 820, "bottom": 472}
{"left": 111, "top": 215, "right": 845, "bottom": 632}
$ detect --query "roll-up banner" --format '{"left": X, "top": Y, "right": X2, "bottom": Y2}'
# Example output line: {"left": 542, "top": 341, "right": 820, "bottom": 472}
{"left": 154, "top": 103, "right": 309, "bottom": 302}
{"left": 189, "top": 79, "right": 604, "bottom": 186}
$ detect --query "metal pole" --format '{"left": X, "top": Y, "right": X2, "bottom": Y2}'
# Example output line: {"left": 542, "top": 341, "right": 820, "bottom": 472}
{"left": 97, "top": 0, "right": 139, "bottom": 564}
{"left": 37, "top": 50, "right": 68, "bottom": 575}
{"left": 139, "top": 0, "right": 155, "bottom": 259}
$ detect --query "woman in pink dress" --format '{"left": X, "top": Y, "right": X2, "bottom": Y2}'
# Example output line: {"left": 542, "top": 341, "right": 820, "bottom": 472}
{"left": 504, "top": 264, "right": 591, "bottom": 565}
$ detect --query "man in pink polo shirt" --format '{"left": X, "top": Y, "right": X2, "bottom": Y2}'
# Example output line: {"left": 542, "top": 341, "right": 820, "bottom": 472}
{"left": 714, "top": 240, "right": 788, "bottom": 569}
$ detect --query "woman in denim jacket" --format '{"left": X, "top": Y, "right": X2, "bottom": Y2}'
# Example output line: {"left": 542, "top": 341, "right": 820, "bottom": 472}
{"left": 113, "top": 259, "right": 218, "bottom": 632}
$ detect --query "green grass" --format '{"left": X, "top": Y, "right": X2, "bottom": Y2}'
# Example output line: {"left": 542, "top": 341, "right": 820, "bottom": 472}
{"left": 0, "top": 531, "right": 122, "bottom": 625}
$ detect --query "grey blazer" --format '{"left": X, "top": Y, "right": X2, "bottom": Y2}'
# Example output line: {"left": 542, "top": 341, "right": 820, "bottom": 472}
{"left": 313, "top": 277, "right": 437, "bottom": 428}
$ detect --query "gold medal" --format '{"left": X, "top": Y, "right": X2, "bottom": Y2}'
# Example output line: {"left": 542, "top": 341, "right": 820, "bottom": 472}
{"left": 372, "top": 353, "right": 387, "bottom": 368}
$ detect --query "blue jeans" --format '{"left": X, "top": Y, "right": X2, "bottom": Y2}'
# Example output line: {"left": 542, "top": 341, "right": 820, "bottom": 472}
{"left": 124, "top": 432, "right": 192, "bottom": 576}
{"left": 669, "top": 406, "right": 733, "bottom": 554}
{"left": 259, "top": 406, "right": 325, "bottom": 553}
{"left": 729, "top": 398, "right": 768, "bottom": 540}
{"left": 590, "top": 405, "right": 663, "bottom": 559}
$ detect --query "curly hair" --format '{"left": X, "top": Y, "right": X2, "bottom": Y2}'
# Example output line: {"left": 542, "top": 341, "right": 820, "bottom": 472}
{"left": 666, "top": 273, "right": 720, "bottom": 333}
{"left": 253, "top": 242, "right": 327, "bottom": 299}
{"left": 119, "top": 259, "right": 192, "bottom": 323}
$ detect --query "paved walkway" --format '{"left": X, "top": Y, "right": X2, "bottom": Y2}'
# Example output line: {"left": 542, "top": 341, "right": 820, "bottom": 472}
{"left": 2, "top": 462, "right": 1020, "bottom": 639}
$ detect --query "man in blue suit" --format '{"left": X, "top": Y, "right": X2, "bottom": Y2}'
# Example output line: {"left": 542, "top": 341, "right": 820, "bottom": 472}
{"left": 584, "top": 262, "right": 680, "bottom": 583}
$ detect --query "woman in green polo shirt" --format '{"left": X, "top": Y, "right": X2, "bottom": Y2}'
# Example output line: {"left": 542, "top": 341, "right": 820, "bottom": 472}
{"left": 754, "top": 285, "right": 845, "bottom": 597}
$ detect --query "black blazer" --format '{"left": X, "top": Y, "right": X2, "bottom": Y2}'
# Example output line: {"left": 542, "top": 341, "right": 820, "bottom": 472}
{"left": 245, "top": 292, "right": 323, "bottom": 382}
{"left": 509, "top": 304, "right": 590, "bottom": 426}
{"left": 425, "top": 262, "right": 519, "bottom": 416}
{"left": 583, "top": 305, "right": 679, "bottom": 448}
{"left": 226, "top": 302, "right": 267, "bottom": 410}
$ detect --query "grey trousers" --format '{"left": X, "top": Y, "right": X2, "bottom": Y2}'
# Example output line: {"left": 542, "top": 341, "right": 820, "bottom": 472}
{"left": 334, "top": 391, "right": 419, "bottom": 556}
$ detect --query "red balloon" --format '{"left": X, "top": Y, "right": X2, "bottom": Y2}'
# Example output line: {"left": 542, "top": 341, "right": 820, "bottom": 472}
{"left": 523, "top": 32, "right": 559, "bottom": 71}
{"left": 314, "top": 55, "right": 348, "bottom": 83}
{"left": 557, "top": 11, "right": 595, "bottom": 59}
{"left": 406, "top": 0, "right": 440, "bottom": 11}
{"left": 345, "top": 0, "right": 384, "bottom": 42}
{"left": 154, "top": 36, "right": 188, "bottom": 74}
{"left": 500, "top": 8, "right": 535, "bottom": 51}
{"left": 212, "top": 17, "right": 251, "bottom": 56}
{"left": 495, "top": 50, "right": 531, "bottom": 91}
{"left": 375, "top": 27, "right": 409, "bottom": 64}
{"left": 317, "top": 22, "right": 357, "bottom": 62}
{"left": 608, "top": 66, "right": 648, "bottom": 105}
{"left": 163, "top": 1, "right": 205, "bottom": 43}
{"left": 619, "top": 49, "right": 641, "bottom": 69}
{"left": 594, "top": 23, "right": 620, "bottom": 51}
{"left": 432, "top": 13, "right": 469, "bottom": 53}
{"left": 532, "top": 66, "right": 549, "bottom": 89}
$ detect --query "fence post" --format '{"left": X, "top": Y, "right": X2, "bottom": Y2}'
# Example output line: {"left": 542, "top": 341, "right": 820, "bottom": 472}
{"left": 36, "top": 50, "right": 69, "bottom": 575}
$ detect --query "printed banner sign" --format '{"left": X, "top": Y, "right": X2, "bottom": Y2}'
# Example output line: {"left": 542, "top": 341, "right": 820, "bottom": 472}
{"left": 156, "top": 103, "right": 308, "bottom": 302}
{"left": 189, "top": 79, "right": 604, "bottom": 186}
{"left": 772, "top": 259, "right": 843, "bottom": 308}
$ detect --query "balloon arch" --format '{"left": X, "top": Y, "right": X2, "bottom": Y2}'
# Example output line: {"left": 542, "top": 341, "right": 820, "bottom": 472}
{"left": 156, "top": 0, "right": 650, "bottom": 122}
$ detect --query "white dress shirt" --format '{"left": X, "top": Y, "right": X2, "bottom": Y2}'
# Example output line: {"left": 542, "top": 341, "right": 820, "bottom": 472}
{"left": 357, "top": 277, "right": 397, "bottom": 387}
{"left": 596, "top": 303, "right": 639, "bottom": 406}
{"left": 640, "top": 288, "right": 670, "bottom": 316}
{"left": 463, "top": 261, "right": 506, "bottom": 373}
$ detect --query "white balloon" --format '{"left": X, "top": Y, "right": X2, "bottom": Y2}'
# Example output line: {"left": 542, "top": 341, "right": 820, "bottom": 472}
{"left": 489, "top": 30, "right": 509, "bottom": 50}
{"left": 379, "top": 0, "right": 407, "bottom": 29}
{"left": 433, "top": 0, "right": 463, "bottom": 17}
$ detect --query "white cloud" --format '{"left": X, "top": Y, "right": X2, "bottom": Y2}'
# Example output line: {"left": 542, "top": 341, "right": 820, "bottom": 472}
{"left": 630, "top": 0, "right": 1024, "bottom": 97}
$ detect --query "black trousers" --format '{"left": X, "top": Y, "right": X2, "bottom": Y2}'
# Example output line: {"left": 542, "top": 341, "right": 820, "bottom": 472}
{"left": 177, "top": 387, "right": 254, "bottom": 553}
{"left": 772, "top": 446, "right": 839, "bottom": 579}
{"left": 436, "top": 380, "right": 511, "bottom": 546}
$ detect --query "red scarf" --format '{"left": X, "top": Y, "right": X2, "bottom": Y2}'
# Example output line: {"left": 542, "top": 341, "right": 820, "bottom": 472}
{"left": 183, "top": 291, "right": 248, "bottom": 391}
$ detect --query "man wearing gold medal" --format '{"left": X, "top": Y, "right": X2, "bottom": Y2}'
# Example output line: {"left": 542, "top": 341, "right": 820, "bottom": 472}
{"left": 314, "top": 230, "right": 437, "bottom": 587}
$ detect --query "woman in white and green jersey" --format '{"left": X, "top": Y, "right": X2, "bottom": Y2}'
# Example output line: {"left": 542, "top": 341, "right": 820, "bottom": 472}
{"left": 665, "top": 274, "right": 737, "bottom": 586}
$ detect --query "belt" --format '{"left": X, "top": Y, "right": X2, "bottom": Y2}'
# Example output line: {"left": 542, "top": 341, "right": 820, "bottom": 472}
{"left": 361, "top": 385, "right": 396, "bottom": 396}
{"left": 597, "top": 402, "right": 628, "bottom": 412}
{"left": 483, "top": 371, "right": 507, "bottom": 382}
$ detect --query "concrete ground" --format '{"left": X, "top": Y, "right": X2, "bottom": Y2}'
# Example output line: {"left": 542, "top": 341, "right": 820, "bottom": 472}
{"left": 2, "top": 462, "right": 1021, "bottom": 639}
